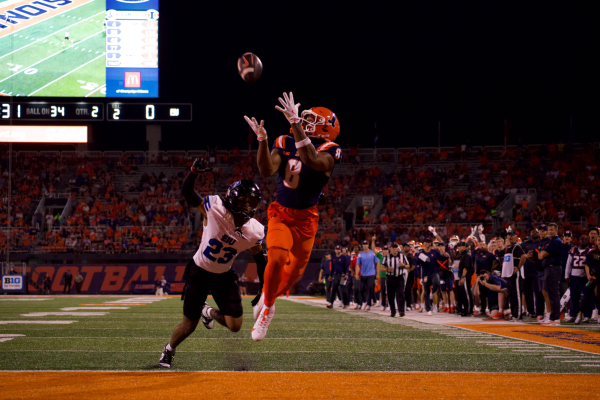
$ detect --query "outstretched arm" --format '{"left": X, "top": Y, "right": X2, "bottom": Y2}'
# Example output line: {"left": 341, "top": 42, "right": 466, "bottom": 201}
{"left": 245, "top": 116, "right": 282, "bottom": 177}
{"left": 275, "top": 92, "right": 335, "bottom": 172}
{"left": 182, "top": 158, "right": 212, "bottom": 216}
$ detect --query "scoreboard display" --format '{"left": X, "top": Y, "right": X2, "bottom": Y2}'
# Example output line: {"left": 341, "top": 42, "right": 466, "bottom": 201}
{"left": 107, "top": 103, "right": 192, "bottom": 121}
{"left": 0, "top": 103, "right": 103, "bottom": 121}
{"left": 0, "top": 101, "right": 191, "bottom": 121}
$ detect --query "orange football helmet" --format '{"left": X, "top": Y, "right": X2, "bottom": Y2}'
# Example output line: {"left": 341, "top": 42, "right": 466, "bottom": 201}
{"left": 301, "top": 107, "right": 340, "bottom": 141}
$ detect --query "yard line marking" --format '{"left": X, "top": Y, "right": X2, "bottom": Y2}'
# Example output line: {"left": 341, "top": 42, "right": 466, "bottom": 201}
{"left": 544, "top": 356, "right": 600, "bottom": 358}
{"left": 0, "top": 9, "right": 105, "bottom": 59}
{"left": 0, "top": 338, "right": 13, "bottom": 343}
{"left": 561, "top": 360, "right": 600, "bottom": 363}
{"left": 6, "top": 350, "right": 510, "bottom": 354}
{"left": 60, "top": 307, "right": 129, "bottom": 311}
{"left": 29, "top": 53, "right": 105, "bottom": 96}
{"left": 0, "top": 334, "right": 25, "bottom": 337}
{"left": 21, "top": 312, "right": 107, "bottom": 316}
{"left": 0, "top": 30, "right": 104, "bottom": 84}
{"left": 0, "top": 299, "right": 52, "bottom": 301}
{"left": 580, "top": 364, "right": 600, "bottom": 367}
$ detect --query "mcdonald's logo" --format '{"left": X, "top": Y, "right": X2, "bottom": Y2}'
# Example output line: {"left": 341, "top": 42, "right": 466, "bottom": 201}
{"left": 124, "top": 71, "right": 141, "bottom": 88}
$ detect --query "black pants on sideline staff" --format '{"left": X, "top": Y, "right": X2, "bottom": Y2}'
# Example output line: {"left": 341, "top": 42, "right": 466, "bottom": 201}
{"left": 479, "top": 282, "right": 489, "bottom": 312}
{"left": 325, "top": 277, "right": 333, "bottom": 303}
{"left": 328, "top": 274, "right": 348, "bottom": 306}
{"left": 360, "top": 275, "right": 375, "bottom": 306}
{"left": 387, "top": 275, "right": 406, "bottom": 316}
{"left": 423, "top": 273, "right": 440, "bottom": 312}
{"left": 457, "top": 275, "right": 473, "bottom": 314}
{"left": 63, "top": 281, "right": 72, "bottom": 294}
{"left": 404, "top": 273, "right": 414, "bottom": 309}
{"left": 506, "top": 272, "right": 522, "bottom": 319}
{"left": 352, "top": 276, "right": 362, "bottom": 305}
{"left": 522, "top": 276, "right": 538, "bottom": 316}
{"left": 544, "top": 265, "right": 562, "bottom": 321}
{"left": 380, "top": 277, "right": 388, "bottom": 307}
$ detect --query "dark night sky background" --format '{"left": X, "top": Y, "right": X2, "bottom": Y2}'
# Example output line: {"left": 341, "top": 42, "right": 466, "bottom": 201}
{"left": 14, "top": 2, "right": 600, "bottom": 151}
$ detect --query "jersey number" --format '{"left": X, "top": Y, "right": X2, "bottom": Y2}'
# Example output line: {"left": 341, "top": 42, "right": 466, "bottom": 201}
{"left": 283, "top": 159, "right": 303, "bottom": 189}
{"left": 203, "top": 238, "right": 238, "bottom": 264}
{"left": 573, "top": 255, "right": 585, "bottom": 268}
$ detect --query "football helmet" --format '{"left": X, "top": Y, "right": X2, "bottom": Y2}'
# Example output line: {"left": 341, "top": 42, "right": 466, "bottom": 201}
{"left": 224, "top": 179, "right": 262, "bottom": 224}
{"left": 301, "top": 107, "right": 340, "bottom": 141}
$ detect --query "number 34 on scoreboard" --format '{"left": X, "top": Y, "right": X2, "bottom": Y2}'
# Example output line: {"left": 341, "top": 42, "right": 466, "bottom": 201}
{"left": 107, "top": 103, "right": 192, "bottom": 122}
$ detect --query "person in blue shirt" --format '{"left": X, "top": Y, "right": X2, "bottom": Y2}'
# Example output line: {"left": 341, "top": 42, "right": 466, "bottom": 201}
{"left": 356, "top": 240, "right": 380, "bottom": 310}
{"left": 418, "top": 238, "right": 443, "bottom": 315}
{"left": 531, "top": 223, "right": 563, "bottom": 325}
{"left": 326, "top": 245, "right": 351, "bottom": 309}
{"left": 521, "top": 230, "right": 544, "bottom": 319}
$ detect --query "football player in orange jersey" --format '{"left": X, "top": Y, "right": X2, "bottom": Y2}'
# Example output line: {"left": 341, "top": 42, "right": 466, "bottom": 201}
{"left": 244, "top": 92, "right": 342, "bottom": 341}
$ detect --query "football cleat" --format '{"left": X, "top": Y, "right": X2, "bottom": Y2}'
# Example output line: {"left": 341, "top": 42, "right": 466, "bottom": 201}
{"left": 540, "top": 319, "right": 560, "bottom": 326}
{"left": 158, "top": 344, "right": 175, "bottom": 368}
{"left": 575, "top": 314, "right": 582, "bottom": 325}
{"left": 253, "top": 293, "right": 265, "bottom": 320}
{"left": 427, "top": 311, "right": 432, "bottom": 316}
{"left": 583, "top": 317, "right": 590, "bottom": 323}
{"left": 201, "top": 302, "right": 214, "bottom": 329}
{"left": 252, "top": 305, "right": 275, "bottom": 342}
{"left": 365, "top": 305, "right": 371, "bottom": 311}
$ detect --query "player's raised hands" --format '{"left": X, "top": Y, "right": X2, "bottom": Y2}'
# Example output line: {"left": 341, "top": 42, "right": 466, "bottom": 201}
{"left": 191, "top": 158, "right": 212, "bottom": 174}
{"left": 275, "top": 92, "right": 301, "bottom": 124}
{"left": 244, "top": 116, "right": 268, "bottom": 141}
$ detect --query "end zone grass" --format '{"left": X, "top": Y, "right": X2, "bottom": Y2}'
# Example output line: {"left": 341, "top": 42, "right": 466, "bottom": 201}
{"left": 0, "top": 296, "right": 597, "bottom": 373}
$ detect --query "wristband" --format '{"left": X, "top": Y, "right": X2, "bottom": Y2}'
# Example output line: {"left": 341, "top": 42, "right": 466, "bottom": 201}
{"left": 295, "top": 137, "right": 312, "bottom": 148}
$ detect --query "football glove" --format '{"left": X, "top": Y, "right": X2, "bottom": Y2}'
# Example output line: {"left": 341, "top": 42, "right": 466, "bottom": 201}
{"left": 428, "top": 226, "right": 437, "bottom": 235}
{"left": 275, "top": 92, "right": 302, "bottom": 124}
{"left": 244, "top": 116, "right": 268, "bottom": 141}
{"left": 191, "top": 158, "right": 212, "bottom": 174}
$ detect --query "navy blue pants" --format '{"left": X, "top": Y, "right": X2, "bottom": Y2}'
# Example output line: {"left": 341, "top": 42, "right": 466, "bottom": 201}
{"left": 569, "top": 276, "right": 595, "bottom": 318}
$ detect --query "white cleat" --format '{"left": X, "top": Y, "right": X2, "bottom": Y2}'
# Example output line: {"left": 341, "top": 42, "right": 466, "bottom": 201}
{"left": 253, "top": 293, "right": 265, "bottom": 320}
{"left": 427, "top": 311, "right": 432, "bottom": 316}
{"left": 575, "top": 314, "right": 582, "bottom": 325}
{"left": 252, "top": 305, "right": 275, "bottom": 342}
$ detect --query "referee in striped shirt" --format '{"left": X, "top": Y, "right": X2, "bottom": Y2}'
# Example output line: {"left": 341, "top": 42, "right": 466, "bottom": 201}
{"left": 382, "top": 243, "right": 410, "bottom": 317}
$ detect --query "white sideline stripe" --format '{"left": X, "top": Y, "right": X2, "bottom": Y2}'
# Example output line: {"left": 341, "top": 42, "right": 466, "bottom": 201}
{"left": 28, "top": 52, "right": 104, "bottom": 96}
{"left": 0, "top": 334, "right": 25, "bottom": 337}
{"left": 0, "top": 321, "right": 77, "bottom": 324}
{"left": 5, "top": 350, "right": 511, "bottom": 355}
{"left": 0, "top": 338, "right": 13, "bottom": 343}
{"left": 512, "top": 350, "right": 569, "bottom": 353}
{"left": 13, "top": 337, "right": 463, "bottom": 341}
{"left": 21, "top": 312, "right": 106, "bottom": 316}
{"left": 581, "top": 364, "right": 600, "bottom": 367}
{"left": 561, "top": 360, "right": 600, "bottom": 363}
{"left": 0, "top": 299, "right": 52, "bottom": 301}
{"left": 0, "top": 9, "right": 105, "bottom": 60}
{"left": 60, "top": 307, "right": 130, "bottom": 311}
{"left": 0, "top": 30, "right": 103, "bottom": 85}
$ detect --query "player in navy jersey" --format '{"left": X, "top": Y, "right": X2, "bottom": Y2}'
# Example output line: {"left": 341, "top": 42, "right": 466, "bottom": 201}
{"left": 244, "top": 92, "right": 342, "bottom": 341}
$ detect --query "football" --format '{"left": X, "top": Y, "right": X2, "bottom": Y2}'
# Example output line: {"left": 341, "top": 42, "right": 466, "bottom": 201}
{"left": 237, "top": 52, "right": 263, "bottom": 83}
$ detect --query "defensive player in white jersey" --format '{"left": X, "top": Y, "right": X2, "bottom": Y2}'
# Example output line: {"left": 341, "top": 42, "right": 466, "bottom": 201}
{"left": 159, "top": 158, "right": 267, "bottom": 368}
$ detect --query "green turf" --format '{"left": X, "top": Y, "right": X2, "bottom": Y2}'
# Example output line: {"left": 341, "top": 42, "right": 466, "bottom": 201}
{"left": 0, "top": 0, "right": 106, "bottom": 97}
{"left": 0, "top": 296, "right": 597, "bottom": 372}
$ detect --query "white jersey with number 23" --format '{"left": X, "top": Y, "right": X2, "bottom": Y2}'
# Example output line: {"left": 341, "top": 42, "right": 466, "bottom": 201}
{"left": 193, "top": 195, "right": 264, "bottom": 274}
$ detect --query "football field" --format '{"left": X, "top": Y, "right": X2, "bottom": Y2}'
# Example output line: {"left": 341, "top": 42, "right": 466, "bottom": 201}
{"left": 0, "top": 295, "right": 598, "bottom": 399}
{"left": 0, "top": 0, "right": 106, "bottom": 97}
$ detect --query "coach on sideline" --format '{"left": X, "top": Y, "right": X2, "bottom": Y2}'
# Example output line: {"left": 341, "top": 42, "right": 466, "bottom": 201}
{"left": 327, "top": 245, "right": 350, "bottom": 309}
{"left": 356, "top": 240, "right": 380, "bottom": 310}
{"left": 533, "top": 223, "right": 563, "bottom": 325}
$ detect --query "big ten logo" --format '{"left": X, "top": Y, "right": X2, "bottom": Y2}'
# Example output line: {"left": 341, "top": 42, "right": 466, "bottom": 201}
{"left": 4, "top": 276, "right": 21, "bottom": 284}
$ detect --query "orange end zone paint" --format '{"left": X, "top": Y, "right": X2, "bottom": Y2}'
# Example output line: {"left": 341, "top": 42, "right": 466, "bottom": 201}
{"left": 451, "top": 324, "right": 600, "bottom": 354}
{"left": 0, "top": 372, "right": 596, "bottom": 400}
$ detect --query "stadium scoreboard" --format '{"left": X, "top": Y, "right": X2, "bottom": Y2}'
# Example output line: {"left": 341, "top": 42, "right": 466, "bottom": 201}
{"left": 0, "top": 102, "right": 103, "bottom": 121}
{"left": 107, "top": 103, "right": 192, "bottom": 121}
{"left": 0, "top": 102, "right": 192, "bottom": 121}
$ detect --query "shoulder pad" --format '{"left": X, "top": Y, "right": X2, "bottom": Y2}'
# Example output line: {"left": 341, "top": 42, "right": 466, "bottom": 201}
{"left": 274, "top": 135, "right": 288, "bottom": 150}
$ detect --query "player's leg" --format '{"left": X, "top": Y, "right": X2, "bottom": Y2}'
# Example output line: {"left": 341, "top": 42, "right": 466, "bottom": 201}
{"left": 387, "top": 276, "right": 397, "bottom": 316}
{"left": 262, "top": 216, "right": 294, "bottom": 308}
{"left": 208, "top": 270, "right": 244, "bottom": 332}
{"left": 159, "top": 277, "right": 208, "bottom": 368}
